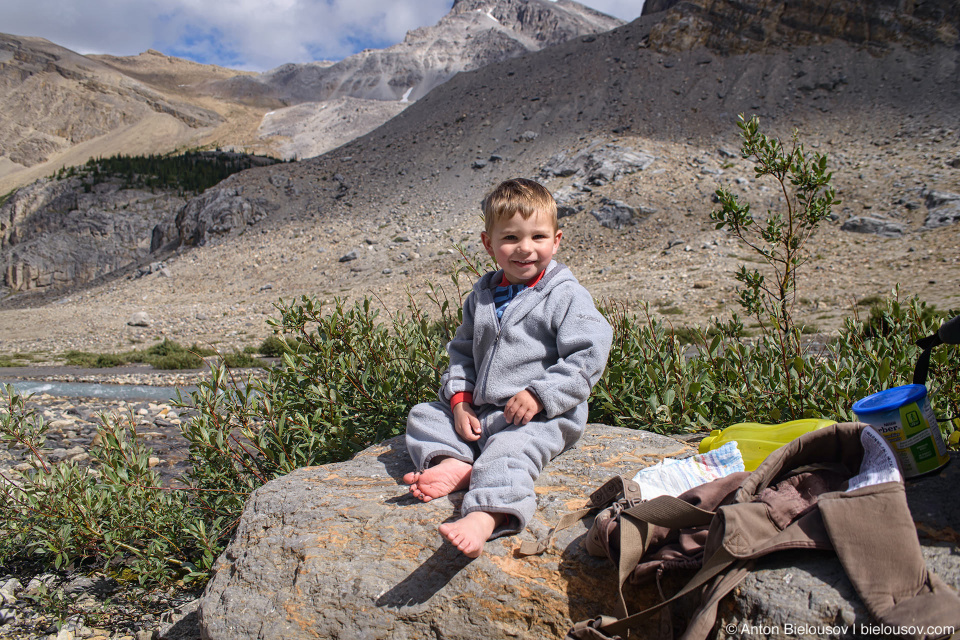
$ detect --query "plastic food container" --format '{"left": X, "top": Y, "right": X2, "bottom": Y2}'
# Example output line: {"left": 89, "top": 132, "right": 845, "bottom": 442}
{"left": 852, "top": 384, "right": 949, "bottom": 478}
{"left": 698, "top": 418, "right": 837, "bottom": 471}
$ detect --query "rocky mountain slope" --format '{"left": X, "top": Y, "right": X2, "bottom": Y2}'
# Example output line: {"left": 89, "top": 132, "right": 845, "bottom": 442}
{"left": 645, "top": 0, "right": 960, "bottom": 53}
{"left": 207, "top": 0, "right": 623, "bottom": 105}
{"left": 210, "top": 0, "right": 624, "bottom": 160}
{"left": 1, "top": 0, "right": 959, "bottom": 358}
{"left": 0, "top": 0, "right": 624, "bottom": 300}
{"left": 0, "top": 0, "right": 622, "bottom": 196}
{"left": 0, "top": 37, "right": 276, "bottom": 196}
{"left": 0, "top": 152, "right": 279, "bottom": 293}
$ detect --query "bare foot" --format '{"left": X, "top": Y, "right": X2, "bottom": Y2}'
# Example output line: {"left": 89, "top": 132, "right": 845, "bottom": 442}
{"left": 402, "top": 457, "right": 472, "bottom": 502}
{"left": 439, "top": 511, "right": 504, "bottom": 558}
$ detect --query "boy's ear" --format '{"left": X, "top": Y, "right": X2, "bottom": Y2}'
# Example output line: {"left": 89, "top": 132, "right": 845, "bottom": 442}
{"left": 480, "top": 231, "right": 495, "bottom": 258}
{"left": 552, "top": 229, "right": 563, "bottom": 254}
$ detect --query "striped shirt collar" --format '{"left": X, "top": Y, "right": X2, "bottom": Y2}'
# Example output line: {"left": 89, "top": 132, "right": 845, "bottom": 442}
{"left": 497, "top": 269, "right": 545, "bottom": 288}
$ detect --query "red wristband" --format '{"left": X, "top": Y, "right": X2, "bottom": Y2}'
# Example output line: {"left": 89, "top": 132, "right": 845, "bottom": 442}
{"left": 450, "top": 391, "right": 473, "bottom": 410}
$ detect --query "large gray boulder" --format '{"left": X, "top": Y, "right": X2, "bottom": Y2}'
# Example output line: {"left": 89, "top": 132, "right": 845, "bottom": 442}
{"left": 197, "top": 426, "right": 690, "bottom": 639}
{"left": 541, "top": 142, "right": 656, "bottom": 185}
{"left": 922, "top": 190, "right": 960, "bottom": 230}
{"left": 590, "top": 198, "right": 656, "bottom": 230}
{"left": 175, "top": 181, "right": 275, "bottom": 247}
{"left": 840, "top": 216, "right": 906, "bottom": 238}
{"left": 198, "top": 427, "right": 960, "bottom": 640}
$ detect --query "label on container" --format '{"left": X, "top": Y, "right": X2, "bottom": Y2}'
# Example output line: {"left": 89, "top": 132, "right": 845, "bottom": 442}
{"left": 855, "top": 397, "right": 948, "bottom": 478}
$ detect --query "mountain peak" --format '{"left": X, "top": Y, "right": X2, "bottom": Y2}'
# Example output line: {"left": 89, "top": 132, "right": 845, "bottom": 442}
{"left": 222, "top": 0, "right": 623, "bottom": 105}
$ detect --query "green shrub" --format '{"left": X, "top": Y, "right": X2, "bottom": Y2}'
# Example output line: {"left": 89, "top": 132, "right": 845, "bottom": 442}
{"left": 95, "top": 353, "right": 127, "bottom": 368}
{"left": 860, "top": 296, "right": 945, "bottom": 340}
{"left": 221, "top": 352, "right": 264, "bottom": 368}
{"left": 147, "top": 351, "right": 204, "bottom": 370}
{"left": 144, "top": 339, "right": 183, "bottom": 358}
{"left": 590, "top": 295, "right": 960, "bottom": 431}
{"left": 670, "top": 325, "right": 723, "bottom": 346}
{"left": 0, "top": 391, "right": 217, "bottom": 585}
{"left": 257, "top": 334, "right": 295, "bottom": 357}
{"left": 0, "top": 352, "right": 43, "bottom": 367}
{"left": 63, "top": 350, "right": 101, "bottom": 368}
{"left": 188, "top": 343, "right": 218, "bottom": 358}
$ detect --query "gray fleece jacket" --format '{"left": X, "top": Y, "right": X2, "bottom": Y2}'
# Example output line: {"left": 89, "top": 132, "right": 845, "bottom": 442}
{"left": 439, "top": 260, "right": 612, "bottom": 419}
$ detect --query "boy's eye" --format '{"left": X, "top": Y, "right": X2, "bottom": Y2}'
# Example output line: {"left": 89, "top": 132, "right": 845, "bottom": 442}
{"left": 503, "top": 235, "right": 517, "bottom": 241}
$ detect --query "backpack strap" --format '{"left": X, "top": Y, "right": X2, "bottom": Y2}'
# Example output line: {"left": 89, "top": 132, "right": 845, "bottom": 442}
{"left": 568, "top": 542, "right": 747, "bottom": 640}
{"left": 914, "top": 313, "right": 960, "bottom": 385}
{"left": 517, "top": 475, "right": 643, "bottom": 557}
{"left": 913, "top": 331, "right": 942, "bottom": 385}
{"left": 612, "top": 497, "right": 717, "bottom": 618}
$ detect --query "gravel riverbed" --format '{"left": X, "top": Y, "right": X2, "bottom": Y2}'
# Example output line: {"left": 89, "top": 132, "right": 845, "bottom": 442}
{"left": 0, "top": 368, "right": 244, "bottom": 640}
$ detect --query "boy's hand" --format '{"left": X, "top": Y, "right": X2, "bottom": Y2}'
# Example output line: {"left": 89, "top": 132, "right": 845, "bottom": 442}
{"left": 504, "top": 389, "right": 543, "bottom": 426}
{"left": 453, "top": 402, "right": 482, "bottom": 442}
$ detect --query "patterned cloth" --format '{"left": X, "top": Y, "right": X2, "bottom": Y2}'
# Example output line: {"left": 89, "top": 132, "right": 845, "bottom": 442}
{"left": 630, "top": 441, "right": 745, "bottom": 500}
{"left": 493, "top": 282, "right": 527, "bottom": 320}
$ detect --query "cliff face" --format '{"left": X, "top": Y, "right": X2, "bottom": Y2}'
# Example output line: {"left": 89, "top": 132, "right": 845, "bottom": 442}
{"left": 645, "top": 0, "right": 960, "bottom": 53}
{"left": 0, "top": 177, "right": 184, "bottom": 293}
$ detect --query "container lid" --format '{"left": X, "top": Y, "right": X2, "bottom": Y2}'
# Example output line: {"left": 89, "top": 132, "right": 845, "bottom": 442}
{"left": 853, "top": 384, "right": 927, "bottom": 415}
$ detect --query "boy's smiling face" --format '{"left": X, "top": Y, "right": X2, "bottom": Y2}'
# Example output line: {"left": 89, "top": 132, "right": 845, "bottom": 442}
{"left": 481, "top": 211, "right": 562, "bottom": 284}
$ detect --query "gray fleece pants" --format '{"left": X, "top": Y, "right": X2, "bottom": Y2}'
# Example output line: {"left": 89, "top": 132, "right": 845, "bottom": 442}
{"left": 406, "top": 400, "right": 586, "bottom": 538}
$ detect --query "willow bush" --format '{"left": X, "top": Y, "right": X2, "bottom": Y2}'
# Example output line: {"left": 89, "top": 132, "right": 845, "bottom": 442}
{"left": 588, "top": 294, "right": 959, "bottom": 435}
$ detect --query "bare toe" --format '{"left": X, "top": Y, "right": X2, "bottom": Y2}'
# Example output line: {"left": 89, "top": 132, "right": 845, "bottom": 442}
{"left": 439, "top": 512, "right": 499, "bottom": 558}
{"left": 411, "top": 458, "right": 472, "bottom": 502}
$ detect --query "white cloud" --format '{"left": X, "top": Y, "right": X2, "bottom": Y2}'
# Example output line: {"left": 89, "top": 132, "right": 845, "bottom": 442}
{"left": 0, "top": 0, "right": 646, "bottom": 71}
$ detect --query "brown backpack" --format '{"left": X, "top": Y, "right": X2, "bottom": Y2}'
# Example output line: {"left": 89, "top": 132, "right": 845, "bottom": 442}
{"left": 549, "top": 423, "right": 960, "bottom": 640}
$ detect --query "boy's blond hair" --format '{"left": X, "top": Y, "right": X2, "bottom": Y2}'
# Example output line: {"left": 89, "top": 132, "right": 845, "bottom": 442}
{"left": 482, "top": 178, "right": 558, "bottom": 234}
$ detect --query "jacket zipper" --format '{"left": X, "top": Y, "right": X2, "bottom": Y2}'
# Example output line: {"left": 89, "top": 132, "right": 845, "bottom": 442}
{"left": 475, "top": 285, "right": 529, "bottom": 401}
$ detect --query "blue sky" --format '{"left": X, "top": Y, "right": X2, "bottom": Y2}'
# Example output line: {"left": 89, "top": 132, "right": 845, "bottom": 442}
{"left": 0, "top": 0, "right": 646, "bottom": 72}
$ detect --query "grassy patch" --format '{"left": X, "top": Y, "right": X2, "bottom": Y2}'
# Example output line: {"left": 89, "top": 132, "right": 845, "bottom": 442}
{"left": 856, "top": 295, "right": 884, "bottom": 307}
{"left": 0, "top": 352, "right": 46, "bottom": 367}
{"left": 62, "top": 339, "right": 219, "bottom": 370}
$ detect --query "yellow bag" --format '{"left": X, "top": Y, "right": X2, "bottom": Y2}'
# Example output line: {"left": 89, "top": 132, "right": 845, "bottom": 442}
{"left": 698, "top": 418, "right": 836, "bottom": 471}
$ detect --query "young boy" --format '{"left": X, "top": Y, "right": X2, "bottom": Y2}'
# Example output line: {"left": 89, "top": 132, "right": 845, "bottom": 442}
{"left": 403, "top": 178, "right": 613, "bottom": 558}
